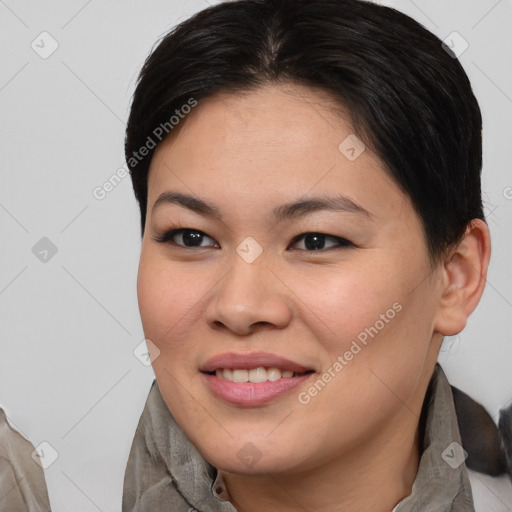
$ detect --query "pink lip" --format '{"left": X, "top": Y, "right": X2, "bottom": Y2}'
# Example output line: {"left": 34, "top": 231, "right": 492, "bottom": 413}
{"left": 200, "top": 352, "right": 315, "bottom": 406}
{"left": 200, "top": 352, "right": 313, "bottom": 373}
{"left": 202, "top": 372, "right": 314, "bottom": 407}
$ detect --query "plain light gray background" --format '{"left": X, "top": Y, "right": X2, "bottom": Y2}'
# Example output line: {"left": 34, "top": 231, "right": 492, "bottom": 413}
{"left": 1, "top": 0, "right": 511, "bottom": 510}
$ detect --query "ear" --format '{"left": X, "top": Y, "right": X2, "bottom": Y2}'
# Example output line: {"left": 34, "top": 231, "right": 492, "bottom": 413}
{"left": 433, "top": 219, "right": 491, "bottom": 336}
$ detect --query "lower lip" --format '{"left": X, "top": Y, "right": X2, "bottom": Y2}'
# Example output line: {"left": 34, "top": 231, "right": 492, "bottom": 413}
{"left": 202, "top": 372, "right": 314, "bottom": 406}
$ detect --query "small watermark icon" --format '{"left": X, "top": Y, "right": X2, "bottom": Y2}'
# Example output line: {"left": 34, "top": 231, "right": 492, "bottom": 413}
{"left": 503, "top": 187, "right": 512, "bottom": 200}
{"left": 31, "top": 441, "right": 59, "bottom": 469}
{"left": 442, "top": 32, "right": 469, "bottom": 59}
{"left": 237, "top": 442, "right": 262, "bottom": 468}
{"left": 236, "top": 236, "right": 263, "bottom": 264}
{"left": 31, "top": 32, "right": 59, "bottom": 59}
{"left": 339, "top": 134, "right": 366, "bottom": 161}
{"left": 442, "top": 441, "right": 468, "bottom": 469}
{"left": 32, "top": 237, "right": 58, "bottom": 263}
{"left": 133, "top": 338, "right": 160, "bottom": 366}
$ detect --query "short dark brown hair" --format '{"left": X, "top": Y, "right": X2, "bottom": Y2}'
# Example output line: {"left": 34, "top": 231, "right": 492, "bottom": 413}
{"left": 125, "top": 0, "right": 485, "bottom": 264}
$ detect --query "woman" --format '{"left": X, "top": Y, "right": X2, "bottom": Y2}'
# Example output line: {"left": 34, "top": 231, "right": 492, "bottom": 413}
{"left": 119, "top": 0, "right": 512, "bottom": 511}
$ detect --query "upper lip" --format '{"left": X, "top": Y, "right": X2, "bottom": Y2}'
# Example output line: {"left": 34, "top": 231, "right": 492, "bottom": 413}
{"left": 200, "top": 352, "right": 314, "bottom": 373}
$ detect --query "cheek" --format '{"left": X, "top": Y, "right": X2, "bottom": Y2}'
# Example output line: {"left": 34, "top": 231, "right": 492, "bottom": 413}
{"left": 302, "top": 258, "right": 434, "bottom": 382}
{"left": 303, "top": 268, "right": 435, "bottom": 419}
{"left": 136, "top": 252, "right": 198, "bottom": 351}
{"left": 297, "top": 267, "right": 401, "bottom": 353}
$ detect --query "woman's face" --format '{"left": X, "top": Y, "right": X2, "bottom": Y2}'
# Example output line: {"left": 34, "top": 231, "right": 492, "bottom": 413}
{"left": 137, "top": 82, "right": 445, "bottom": 474}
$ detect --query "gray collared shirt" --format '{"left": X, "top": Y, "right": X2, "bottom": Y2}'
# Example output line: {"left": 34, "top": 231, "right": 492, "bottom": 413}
{"left": 121, "top": 363, "right": 479, "bottom": 511}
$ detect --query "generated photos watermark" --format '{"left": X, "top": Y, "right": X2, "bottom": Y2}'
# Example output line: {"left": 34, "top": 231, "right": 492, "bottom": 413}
{"left": 298, "top": 301, "right": 403, "bottom": 405}
{"left": 92, "top": 97, "right": 198, "bottom": 201}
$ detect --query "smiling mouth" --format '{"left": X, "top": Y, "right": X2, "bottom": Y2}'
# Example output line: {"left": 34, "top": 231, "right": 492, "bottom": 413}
{"left": 206, "top": 367, "right": 315, "bottom": 383}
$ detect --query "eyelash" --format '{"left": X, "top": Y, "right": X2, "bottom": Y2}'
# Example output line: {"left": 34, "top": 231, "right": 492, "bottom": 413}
{"left": 152, "top": 223, "right": 355, "bottom": 252}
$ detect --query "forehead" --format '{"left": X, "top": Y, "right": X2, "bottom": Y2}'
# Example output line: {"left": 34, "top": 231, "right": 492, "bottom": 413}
{"left": 151, "top": 82, "right": 355, "bottom": 169}
{"left": 146, "top": 82, "right": 410, "bottom": 223}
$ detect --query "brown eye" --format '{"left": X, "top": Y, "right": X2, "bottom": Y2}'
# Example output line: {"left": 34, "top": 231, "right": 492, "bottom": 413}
{"left": 153, "top": 229, "right": 219, "bottom": 248}
{"left": 289, "top": 233, "right": 354, "bottom": 251}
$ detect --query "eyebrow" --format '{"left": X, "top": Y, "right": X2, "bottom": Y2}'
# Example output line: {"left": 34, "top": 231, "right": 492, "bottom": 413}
{"left": 151, "top": 191, "right": 373, "bottom": 223}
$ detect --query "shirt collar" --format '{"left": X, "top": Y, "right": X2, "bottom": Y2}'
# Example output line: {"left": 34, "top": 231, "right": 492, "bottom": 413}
{"left": 390, "top": 362, "right": 475, "bottom": 511}
{"left": 123, "top": 362, "right": 475, "bottom": 511}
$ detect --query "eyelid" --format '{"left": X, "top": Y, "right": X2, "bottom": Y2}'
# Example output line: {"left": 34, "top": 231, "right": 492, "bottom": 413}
{"left": 288, "top": 221, "right": 355, "bottom": 250}
{"left": 152, "top": 227, "right": 219, "bottom": 247}
{"left": 288, "top": 232, "right": 354, "bottom": 251}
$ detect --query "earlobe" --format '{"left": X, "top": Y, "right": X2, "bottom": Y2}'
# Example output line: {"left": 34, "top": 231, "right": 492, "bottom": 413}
{"left": 433, "top": 219, "right": 491, "bottom": 336}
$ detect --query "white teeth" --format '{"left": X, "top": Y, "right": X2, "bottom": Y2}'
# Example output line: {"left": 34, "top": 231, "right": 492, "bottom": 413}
{"left": 232, "top": 369, "right": 249, "bottom": 382}
{"left": 214, "top": 367, "right": 305, "bottom": 382}
{"left": 267, "top": 367, "right": 282, "bottom": 381}
{"left": 248, "top": 367, "right": 267, "bottom": 383}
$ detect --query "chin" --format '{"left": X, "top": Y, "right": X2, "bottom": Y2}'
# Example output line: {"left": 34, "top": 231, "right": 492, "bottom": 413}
{"left": 197, "top": 437, "right": 307, "bottom": 475}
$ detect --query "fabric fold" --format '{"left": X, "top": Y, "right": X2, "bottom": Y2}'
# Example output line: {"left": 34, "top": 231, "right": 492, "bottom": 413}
{"left": 122, "top": 380, "right": 235, "bottom": 512}
{"left": 0, "top": 407, "right": 51, "bottom": 512}
{"left": 393, "top": 363, "right": 475, "bottom": 511}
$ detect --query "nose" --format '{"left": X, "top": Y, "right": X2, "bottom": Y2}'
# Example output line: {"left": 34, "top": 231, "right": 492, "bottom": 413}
{"left": 204, "top": 251, "right": 293, "bottom": 336}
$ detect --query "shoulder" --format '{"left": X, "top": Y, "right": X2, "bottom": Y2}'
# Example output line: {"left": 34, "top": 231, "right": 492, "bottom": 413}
{"left": 467, "top": 469, "right": 512, "bottom": 512}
